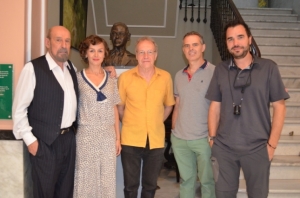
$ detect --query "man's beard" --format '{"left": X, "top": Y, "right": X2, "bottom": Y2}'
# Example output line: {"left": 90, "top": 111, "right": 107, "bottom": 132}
{"left": 230, "top": 45, "right": 249, "bottom": 59}
{"left": 55, "top": 48, "right": 69, "bottom": 62}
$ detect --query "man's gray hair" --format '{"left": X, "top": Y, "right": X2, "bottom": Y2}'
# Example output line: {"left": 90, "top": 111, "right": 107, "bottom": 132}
{"left": 183, "top": 31, "right": 205, "bottom": 44}
{"left": 135, "top": 36, "right": 158, "bottom": 53}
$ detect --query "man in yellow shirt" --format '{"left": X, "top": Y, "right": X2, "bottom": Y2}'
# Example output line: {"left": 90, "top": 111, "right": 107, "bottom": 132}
{"left": 118, "top": 36, "right": 175, "bottom": 198}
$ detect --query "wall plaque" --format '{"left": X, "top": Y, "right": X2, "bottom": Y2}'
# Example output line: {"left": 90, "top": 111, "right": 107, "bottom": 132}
{"left": 0, "top": 64, "right": 13, "bottom": 119}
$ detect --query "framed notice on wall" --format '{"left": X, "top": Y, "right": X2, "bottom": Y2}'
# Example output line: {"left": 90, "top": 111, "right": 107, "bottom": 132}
{"left": 0, "top": 64, "right": 13, "bottom": 119}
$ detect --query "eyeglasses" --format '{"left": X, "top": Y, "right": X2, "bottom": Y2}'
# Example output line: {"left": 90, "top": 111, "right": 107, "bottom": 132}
{"left": 110, "top": 32, "right": 127, "bottom": 37}
{"left": 137, "top": 50, "right": 156, "bottom": 56}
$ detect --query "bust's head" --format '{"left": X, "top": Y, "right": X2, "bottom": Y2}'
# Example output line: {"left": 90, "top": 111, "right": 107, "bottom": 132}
{"left": 110, "top": 22, "right": 131, "bottom": 49}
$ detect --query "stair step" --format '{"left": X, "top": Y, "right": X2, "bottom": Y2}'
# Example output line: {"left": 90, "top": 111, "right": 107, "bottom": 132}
{"left": 263, "top": 54, "right": 300, "bottom": 64}
{"left": 287, "top": 88, "right": 300, "bottom": 102}
{"left": 276, "top": 135, "right": 300, "bottom": 155}
{"left": 254, "top": 36, "right": 300, "bottom": 46}
{"left": 269, "top": 161, "right": 300, "bottom": 180}
{"left": 247, "top": 20, "right": 300, "bottom": 28}
{"left": 270, "top": 101, "right": 300, "bottom": 118}
{"left": 238, "top": 179, "right": 300, "bottom": 198}
{"left": 281, "top": 75, "right": 300, "bottom": 88}
{"left": 278, "top": 64, "right": 300, "bottom": 75}
{"left": 251, "top": 28, "right": 300, "bottom": 37}
{"left": 259, "top": 45, "right": 300, "bottom": 55}
{"left": 282, "top": 118, "right": 300, "bottom": 136}
{"left": 242, "top": 13, "right": 298, "bottom": 21}
{"left": 272, "top": 155, "right": 300, "bottom": 166}
{"left": 240, "top": 155, "right": 300, "bottom": 179}
{"left": 278, "top": 135, "right": 300, "bottom": 143}
{"left": 239, "top": 8, "right": 293, "bottom": 15}
{"left": 284, "top": 118, "right": 300, "bottom": 124}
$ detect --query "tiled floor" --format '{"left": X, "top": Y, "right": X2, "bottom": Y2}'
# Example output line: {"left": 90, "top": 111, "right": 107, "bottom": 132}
{"left": 155, "top": 166, "right": 201, "bottom": 198}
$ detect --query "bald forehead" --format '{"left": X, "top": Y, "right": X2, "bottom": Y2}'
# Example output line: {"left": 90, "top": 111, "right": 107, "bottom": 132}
{"left": 48, "top": 26, "right": 70, "bottom": 38}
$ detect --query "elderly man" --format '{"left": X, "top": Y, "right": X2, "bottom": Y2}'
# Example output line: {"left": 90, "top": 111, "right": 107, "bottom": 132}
{"left": 13, "top": 26, "right": 116, "bottom": 198}
{"left": 206, "top": 20, "right": 289, "bottom": 198}
{"left": 105, "top": 22, "right": 137, "bottom": 66}
{"left": 13, "top": 26, "right": 78, "bottom": 198}
{"left": 171, "top": 31, "right": 216, "bottom": 198}
{"left": 117, "top": 37, "right": 175, "bottom": 198}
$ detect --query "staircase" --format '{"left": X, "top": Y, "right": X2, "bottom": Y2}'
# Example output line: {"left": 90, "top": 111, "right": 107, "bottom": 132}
{"left": 237, "top": 7, "right": 300, "bottom": 198}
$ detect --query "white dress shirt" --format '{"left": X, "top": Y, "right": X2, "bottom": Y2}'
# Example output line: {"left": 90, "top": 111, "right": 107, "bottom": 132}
{"left": 13, "top": 53, "right": 77, "bottom": 146}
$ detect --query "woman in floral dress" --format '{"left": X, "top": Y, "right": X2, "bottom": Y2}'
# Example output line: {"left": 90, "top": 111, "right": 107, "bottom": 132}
{"left": 73, "top": 35, "right": 121, "bottom": 198}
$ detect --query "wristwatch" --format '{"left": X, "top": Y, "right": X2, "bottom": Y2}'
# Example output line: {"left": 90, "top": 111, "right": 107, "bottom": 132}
{"left": 207, "top": 136, "right": 215, "bottom": 143}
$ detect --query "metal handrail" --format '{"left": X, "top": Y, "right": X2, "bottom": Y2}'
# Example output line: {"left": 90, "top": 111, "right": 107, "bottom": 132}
{"left": 210, "top": 0, "right": 261, "bottom": 60}
{"left": 179, "top": 0, "right": 209, "bottom": 23}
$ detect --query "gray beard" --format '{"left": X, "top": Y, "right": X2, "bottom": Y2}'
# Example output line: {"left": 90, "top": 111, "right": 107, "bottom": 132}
{"left": 55, "top": 54, "right": 69, "bottom": 62}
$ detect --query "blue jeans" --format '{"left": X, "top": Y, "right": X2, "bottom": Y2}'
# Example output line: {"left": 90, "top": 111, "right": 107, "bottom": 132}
{"left": 121, "top": 141, "right": 164, "bottom": 198}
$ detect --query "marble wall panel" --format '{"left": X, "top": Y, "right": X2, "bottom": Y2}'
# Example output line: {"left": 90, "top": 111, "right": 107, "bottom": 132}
{"left": 0, "top": 140, "right": 24, "bottom": 198}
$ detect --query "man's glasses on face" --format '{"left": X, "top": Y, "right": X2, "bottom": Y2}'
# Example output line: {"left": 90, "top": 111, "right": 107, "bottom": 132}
{"left": 137, "top": 50, "right": 156, "bottom": 56}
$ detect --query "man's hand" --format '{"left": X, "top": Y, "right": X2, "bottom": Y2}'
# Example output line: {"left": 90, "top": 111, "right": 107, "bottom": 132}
{"left": 209, "top": 140, "right": 214, "bottom": 148}
{"left": 28, "top": 140, "right": 39, "bottom": 156}
{"left": 104, "top": 66, "right": 117, "bottom": 78}
{"left": 267, "top": 144, "right": 275, "bottom": 161}
{"left": 208, "top": 101, "right": 220, "bottom": 148}
{"left": 116, "top": 139, "right": 122, "bottom": 156}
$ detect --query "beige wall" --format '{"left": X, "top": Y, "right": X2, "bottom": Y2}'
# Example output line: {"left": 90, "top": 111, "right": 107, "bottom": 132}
{"left": 48, "top": 1, "right": 222, "bottom": 78}
{"left": 0, "top": 0, "right": 47, "bottom": 130}
{"left": 31, "top": 0, "right": 47, "bottom": 59}
{"left": 0, "top": 0, "right": 26, "bottom": 129}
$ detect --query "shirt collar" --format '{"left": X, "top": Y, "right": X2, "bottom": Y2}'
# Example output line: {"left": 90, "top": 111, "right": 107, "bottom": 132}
{"left": 133, "top": 66, "right": 161, "bottom": 76}
{"left": 229, "top": 56, "right": 255, "bottom": 70}
{"left": 183, "top": 60, "right": 207, "bottom": 73}
{"left": 45, "top": 52, "right": 70, "bottom": 70}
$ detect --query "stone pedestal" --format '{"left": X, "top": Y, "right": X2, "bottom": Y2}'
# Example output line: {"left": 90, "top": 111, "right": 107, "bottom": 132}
{"left": 0, "top": 140, "right": 23, "bottom": 197}
{"left": 0, "top": 131, "right": 32, "bottom": 198}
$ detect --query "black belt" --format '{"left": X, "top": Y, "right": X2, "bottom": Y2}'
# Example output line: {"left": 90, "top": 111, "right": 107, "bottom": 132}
{"left": 60, "top": 125, "right": 74, "bottom": 134}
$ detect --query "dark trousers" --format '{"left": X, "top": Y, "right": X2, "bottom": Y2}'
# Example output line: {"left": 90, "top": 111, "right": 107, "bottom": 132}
{"left": 211, "top": 144, "right": 271, "bottom": 198}
{"left": 121, "top": 141, "right": 164, "bottom": 198}
{"left": 30, "top": 130, "right": 76, "bottom": 198}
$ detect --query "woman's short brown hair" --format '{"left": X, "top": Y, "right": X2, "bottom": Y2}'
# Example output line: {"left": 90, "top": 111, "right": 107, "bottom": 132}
{"left": 78, "top": 35, "right": 109, "bottom": 64}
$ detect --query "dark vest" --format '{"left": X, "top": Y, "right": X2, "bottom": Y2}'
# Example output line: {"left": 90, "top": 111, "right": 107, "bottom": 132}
{"left": 28, "top": 55, "right": 78, "bottom": 145}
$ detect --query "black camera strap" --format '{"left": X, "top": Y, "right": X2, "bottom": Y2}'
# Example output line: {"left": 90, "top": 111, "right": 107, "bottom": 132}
{"left": 228, "top": 60, "right": 254, "bottom": 112}
{"left": 228, "top": 68, "right": 244, "bottom": 108}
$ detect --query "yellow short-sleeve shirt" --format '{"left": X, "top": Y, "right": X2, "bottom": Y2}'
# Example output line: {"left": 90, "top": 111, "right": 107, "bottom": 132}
{"left": 118, "top": 66, "right": 175, "bottom": 149}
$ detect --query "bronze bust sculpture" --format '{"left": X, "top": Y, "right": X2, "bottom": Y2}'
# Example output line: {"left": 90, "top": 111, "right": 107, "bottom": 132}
{"left": 105, "top": 22, "right": 138, "bottom": 66}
